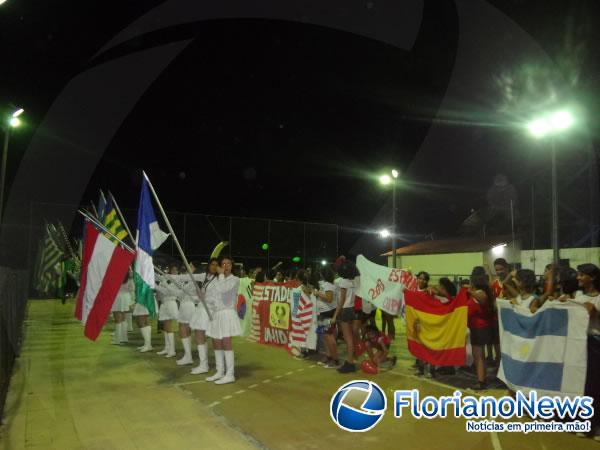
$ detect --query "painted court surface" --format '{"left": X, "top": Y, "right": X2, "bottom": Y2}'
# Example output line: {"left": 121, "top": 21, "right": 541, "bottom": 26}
{"left": 0, "top": 300, "right": 595, "bottom": 450}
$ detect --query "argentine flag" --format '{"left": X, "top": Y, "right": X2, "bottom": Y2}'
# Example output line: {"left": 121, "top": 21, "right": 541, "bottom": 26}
{"left": 134, "top": 177, "right": 169, "bottom": 318}
{"left": 497, "top": 299, "right": 589, "bottom": 397}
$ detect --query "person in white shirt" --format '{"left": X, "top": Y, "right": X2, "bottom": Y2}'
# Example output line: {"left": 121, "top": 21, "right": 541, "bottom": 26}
{"left": 154, "top": 264, "right": 180, "bottom": 358}
{"left": 189, "top": 258, "right": 219, "bottom": 374}
{"left": 565, "top": 264, "right": 600, "bottom": 441}
{"left": 206, "top": 256, "right": 241, "bottom": 384}
{"left": 332, "top": 260, "right": 359, "bottom": 374}
{"left": 314, "top": 266, "right": 338, "bottom": 368}
{"left": 111, "top": 271, "right": 135, "bottom": 345}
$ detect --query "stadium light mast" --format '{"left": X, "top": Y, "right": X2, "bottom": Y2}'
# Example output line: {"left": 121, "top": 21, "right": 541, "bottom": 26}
{"left": 0, "top": 108, "right": 24, "bottom": 222}
{"left": 379, "top": 169, "right": 400, "bottom": 268}
{"left": 526, "top": 109, "right": 575, "bottom": 265}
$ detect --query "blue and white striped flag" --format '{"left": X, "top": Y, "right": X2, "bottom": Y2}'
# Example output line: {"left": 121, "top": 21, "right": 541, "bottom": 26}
{"left": 497, "top": 299, "right": 589, "bottom": 397}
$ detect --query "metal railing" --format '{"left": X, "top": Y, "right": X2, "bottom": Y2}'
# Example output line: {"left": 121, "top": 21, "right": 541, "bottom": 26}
{"left": 0, "top": 267, "right": 28, "bottom": 418}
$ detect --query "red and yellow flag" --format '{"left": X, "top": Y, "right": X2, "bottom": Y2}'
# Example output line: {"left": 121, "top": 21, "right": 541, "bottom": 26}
{"left": 405, "top": 289, "right": 469, "bottom": 366}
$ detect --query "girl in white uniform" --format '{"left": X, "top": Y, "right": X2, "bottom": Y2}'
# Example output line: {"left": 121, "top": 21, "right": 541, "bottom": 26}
{"left": 206, "top": 256, "right": 241, "bottom": 384}
{"left": 111, "top": 271, "right": 135, "bottom": 345}
{"left": 189, "top": 258, "right": 219, "bottom": 374}
{"left": 172, "top": 262, "right": 205, "bottom": 366}
{"left": 154, "top": 266, "right": 180, "bottom": 358}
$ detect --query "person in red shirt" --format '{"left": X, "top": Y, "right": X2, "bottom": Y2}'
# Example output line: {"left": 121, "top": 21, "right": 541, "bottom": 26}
{"left": 468, "top": 272, "right": 496, "bottom": 390}
{"left": 363, "top": 325, "right": 397, "bottom": 368}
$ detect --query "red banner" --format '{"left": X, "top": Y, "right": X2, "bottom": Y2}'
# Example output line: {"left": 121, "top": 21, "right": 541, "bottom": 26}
{"left": 249, "top": 281, "right": 301, "bottom": 347}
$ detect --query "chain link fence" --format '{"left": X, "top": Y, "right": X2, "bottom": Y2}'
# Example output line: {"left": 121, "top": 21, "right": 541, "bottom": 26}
{"left": 0, "top": 267, "right": 28, "bottom": 418}
{"left": 28, "top": 202, "right": 339, "bottom": 279}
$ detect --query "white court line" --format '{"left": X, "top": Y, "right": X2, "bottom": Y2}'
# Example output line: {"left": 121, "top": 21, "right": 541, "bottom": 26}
{"left": 235, "top": 390, "right": 246, "bottom": 395}
{"left": 222, "top": 395, "right": 233, "bottom": 400}
{"left": 297, "top": 368, "right": 304, "bottom": 372}
{"left": 275, "top": 375, "right": 283, "bottom": 379}
{"left": 208, "top": 401, "right": 221, "bottom": 408}
{"left": 248, "top": 384, "right": 259, "bottom": 389}
{"left": 490, "top": 431, "right": 503, "bottom": 450}
{"left": 173, "top": 380, "right": 208, "bottom": 387}
{"left": 262, "top": 379, "right": 271, "bottom": 384}
{"left": 286, "top": 371, "right": 294, "bottom": 375}
{"left": 309, "top": 365, "right": 317, "bottom": 368}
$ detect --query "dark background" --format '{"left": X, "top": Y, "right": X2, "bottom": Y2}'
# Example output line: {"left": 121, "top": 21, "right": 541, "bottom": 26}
{"left": 1, "top": 0, "right": 599, "bottom": 263}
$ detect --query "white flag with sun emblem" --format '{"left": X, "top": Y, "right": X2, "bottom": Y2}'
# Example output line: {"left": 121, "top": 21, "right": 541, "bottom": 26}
{"left": 497, "top": 299, "right": 589, "bottom": 398}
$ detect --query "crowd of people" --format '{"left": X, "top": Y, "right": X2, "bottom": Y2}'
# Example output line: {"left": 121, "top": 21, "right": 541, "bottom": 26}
{"left": 107, "top": 254, "right": 600, "bottom": 440}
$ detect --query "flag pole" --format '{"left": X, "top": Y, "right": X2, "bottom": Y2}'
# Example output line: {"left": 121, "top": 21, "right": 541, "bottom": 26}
{"left": 107, "top": 191, "right": 137, "bottom": 248}
{"left": 142, "top": 171, "right": 212, "bottom": 320}
{"left": 77, "top": 209, "right": 136, "bottom": 254}
{"left": 154, "top": 266, "right": 188, "bottom": 293}
{"left": 90, "top": 202, "right": 99, "bottom": 219}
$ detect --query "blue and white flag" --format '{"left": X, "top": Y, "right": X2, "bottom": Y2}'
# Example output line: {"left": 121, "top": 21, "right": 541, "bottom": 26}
{"left": 134, "top": 177, "right": 169, "bottom": 317}
{"left": 497, "top": 299, "right": 589, "bottom": 397}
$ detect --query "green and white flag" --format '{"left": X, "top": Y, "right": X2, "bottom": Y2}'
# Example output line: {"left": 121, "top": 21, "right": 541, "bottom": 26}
{"left": 134, "top": 177, "right": 169, "bottom": 317}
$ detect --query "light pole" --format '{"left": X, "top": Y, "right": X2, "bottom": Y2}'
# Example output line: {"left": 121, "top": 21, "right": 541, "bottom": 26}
{"left": 527, "top": 109, "right": 574, "bottom": 265}
{"left": 379, "top": 169, "right": 399, "bottom": 268}
{"left": 0, "top": 108, "right": 24, "bottom": 222}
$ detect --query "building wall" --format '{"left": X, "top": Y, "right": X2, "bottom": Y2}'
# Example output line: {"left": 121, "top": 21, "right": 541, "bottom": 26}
{"left": 388, "top": 252, "right": 484, "bottom": 282}
{"left": 521, "top": 248, "right": 600, "bottom": 275}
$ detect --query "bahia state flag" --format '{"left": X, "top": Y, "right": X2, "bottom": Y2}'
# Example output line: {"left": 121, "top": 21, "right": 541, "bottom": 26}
{"left": 75, "top": 221, "right": 136, "bottom": 340}
{"left": 134, "top": 177, "right": 169, "bottom": 318}
{"left": 497, "top": 299, "right": 589, "bottom": 397}
{"left": 404, "top": 289, "right": 470, "bottom": 366}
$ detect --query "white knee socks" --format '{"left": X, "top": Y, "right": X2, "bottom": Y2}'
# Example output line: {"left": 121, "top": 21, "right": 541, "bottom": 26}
{"left": 206, "top": 350, "right": 224, "bottom": 381}
{"left": 214, "top": 351, "right": 235, "bottom": 384}
{"left": 191, "top": 344, "right": 209, "bottom": 374}
{"left": 176, "top": 337, "right": 193, "bottom": 365}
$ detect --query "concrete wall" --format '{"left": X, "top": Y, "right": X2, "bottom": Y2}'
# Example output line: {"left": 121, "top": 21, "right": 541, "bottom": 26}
{"left": 521, "top": 247, "right": 600, "bottom": 275}
{"left": 388, "top": 252, "right": 484, "bottom": 283}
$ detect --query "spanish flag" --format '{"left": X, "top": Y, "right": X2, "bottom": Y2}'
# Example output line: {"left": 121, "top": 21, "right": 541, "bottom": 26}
{"left": 405, "top": 289, "right": 469, "bottom": 366}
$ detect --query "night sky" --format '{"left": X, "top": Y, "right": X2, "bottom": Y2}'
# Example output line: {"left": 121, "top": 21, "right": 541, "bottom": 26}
{"left": 1, "top": 0, "right": 599, "bottom": 267}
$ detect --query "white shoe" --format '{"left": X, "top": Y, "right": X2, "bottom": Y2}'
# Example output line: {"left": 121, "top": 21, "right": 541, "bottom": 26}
{"left": 214, "top": 375, "right": 235, "bottom": 385}
{"left": 177, "top": 355, "right": 193, "bottom": 366}
{"left": 191, "top": 363, "right": 209, "bottom": 375}
{"left": 206, "top": 372, "right": 224, "bottom": 382}
{"left": 139, "top": 345, "right": 153, "bottom": 353}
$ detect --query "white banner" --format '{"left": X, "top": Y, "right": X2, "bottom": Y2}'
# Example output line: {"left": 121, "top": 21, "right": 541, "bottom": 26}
{"left": 356, "top": 255, "right": 417, "bottom": 315}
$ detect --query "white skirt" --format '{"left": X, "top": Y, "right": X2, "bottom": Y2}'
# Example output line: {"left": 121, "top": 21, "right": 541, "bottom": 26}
{"left": 178, "top": 300, "right": 196, "bottom": 324}
{"left": 158, "top": 300, "right": 179, "bottom": 321}
{"left": 111, "top": 293, "right": 132, "bottom": 312}
{"left": 207, "top": 309, "right": 241, "bottom": 339}
{"left": 132, "top": 303, "right": 149, "bottom": 316}
{"left": 190, "top": 305, "right": 210, "bottom": 331}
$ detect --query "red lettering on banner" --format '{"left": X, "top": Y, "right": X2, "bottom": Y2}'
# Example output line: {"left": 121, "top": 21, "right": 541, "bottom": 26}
{"left": 383, "top": 298, "right": 401, "bottom": 314}
{"left": 368, "top": 278, "right": 385, "bottom": 301}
